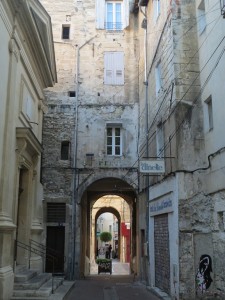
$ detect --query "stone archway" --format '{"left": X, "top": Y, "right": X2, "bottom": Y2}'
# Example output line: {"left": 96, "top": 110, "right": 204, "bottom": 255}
{"left": 77, "top": 176, "right": 137, "bottom": 278}
{"left": 91, "top": 196, "right": 131, "bottom": 267}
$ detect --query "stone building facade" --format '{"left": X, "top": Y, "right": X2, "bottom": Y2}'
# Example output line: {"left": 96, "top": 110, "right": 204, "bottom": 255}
{"left": 138, "top": 0, "right": 225, "bottom": 299}
{"left": 40, "top": 0, "right": 139, "bottom": 280}
{"left": 0, "top": 0, "right": 56, "bottom": 299}
{"left": 3, "top": 0, "right": 222, "bottom": 299}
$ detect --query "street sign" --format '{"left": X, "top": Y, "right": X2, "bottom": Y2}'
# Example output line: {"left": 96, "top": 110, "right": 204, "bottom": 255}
{"left": 139, "top": 159, "right": 165, "bottom": 174}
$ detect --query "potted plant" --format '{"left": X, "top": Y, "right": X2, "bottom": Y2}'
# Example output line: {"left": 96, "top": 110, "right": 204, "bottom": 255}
{"left": 96, "top": 258, "right": 112, "bottom": 274}
{"left": 97, "top": 231, "right": 112, "bottom": 274}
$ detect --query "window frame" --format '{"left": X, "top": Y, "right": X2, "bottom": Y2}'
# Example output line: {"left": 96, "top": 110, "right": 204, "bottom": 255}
{"left": 61, "top": 141, "right": 70, "bottom": 160}
{"left": 156, "top": 122, "right": 164, "bottom": 158}
{"left": 106, "top": 126, "right": 122, "bottom": 156}
{"left": 105, "top": 1, "right": 123, "bottom": 31}
{"left": 205, "top": 96, "right": 213, "bottom": 131}
{"left": 62, "top": 25, "right": 70, "bottom": 39}
{"left": 96, "top": 0, "right": 129, "bottom": 30}
{"left": 155, "top": 60, "right": 163, "bottom": 95}
{"left": 198, "top": 0, "right": 206, "bottom": 35}
{"left": 153, "top": 0, "right": 161, "bottom": 21}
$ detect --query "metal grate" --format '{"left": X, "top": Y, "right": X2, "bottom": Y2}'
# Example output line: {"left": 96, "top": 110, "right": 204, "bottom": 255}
{"left": 47, "top": 203, "right": 66, "bottom": 223}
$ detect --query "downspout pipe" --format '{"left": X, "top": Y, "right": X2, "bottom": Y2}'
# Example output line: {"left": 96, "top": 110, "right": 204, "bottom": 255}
{"left": 72, "top": 35, "right": 97, "bottom": 279}
{"left": 139, "top": 3, "right": 150, "bottom": 285}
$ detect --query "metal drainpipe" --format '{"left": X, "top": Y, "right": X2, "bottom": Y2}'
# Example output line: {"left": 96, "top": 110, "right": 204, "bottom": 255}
{"left": 139, "top": 4, "right": 150, "bottom": 285}
{"left": 71, "top": 35, "right": 97, "bottom": 279}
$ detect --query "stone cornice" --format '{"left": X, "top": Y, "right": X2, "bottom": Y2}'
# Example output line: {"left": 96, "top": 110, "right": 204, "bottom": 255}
{"left": 4, "top": 0, "right": 57, "bottom": 90}
{"left": 16, "top": 127, "right": 43, "bottom": 161}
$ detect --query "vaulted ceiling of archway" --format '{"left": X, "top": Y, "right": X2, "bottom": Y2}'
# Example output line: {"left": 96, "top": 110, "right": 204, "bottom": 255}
{"left": 86, "top": 177, "right": 137, "bottom": 205}
{"left": 95, "top": 207, "right": 121, "bottom": 221}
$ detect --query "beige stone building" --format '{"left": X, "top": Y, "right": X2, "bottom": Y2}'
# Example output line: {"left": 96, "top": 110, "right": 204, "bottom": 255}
{"left": 40, "top": 0, "right": 139, "bottom": 281}
{"left": 0, "top": 0, "right": 56, "bottom": 299}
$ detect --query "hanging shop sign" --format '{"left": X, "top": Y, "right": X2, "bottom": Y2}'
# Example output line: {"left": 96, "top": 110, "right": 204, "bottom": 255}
{"left": 139, "top": 159, "right": 165, "bottom": 174}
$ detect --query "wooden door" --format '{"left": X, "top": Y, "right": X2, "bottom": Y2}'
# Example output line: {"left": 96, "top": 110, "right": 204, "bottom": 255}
{"left": 46, "top": 226, "right": 65, "bottom": 274}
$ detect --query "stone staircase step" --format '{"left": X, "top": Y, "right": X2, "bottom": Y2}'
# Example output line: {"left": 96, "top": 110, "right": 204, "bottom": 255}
{"left": 12, "top": 277, "right": 63, "bottom": 298}
{"left": 15, "top": 269, "right": 38, "bottom": 283}
{"left": 11, "top": 280, "right": 74, "bottom": 300}
{"left": 14, "top": 273, "right": 52, "bottom": 290}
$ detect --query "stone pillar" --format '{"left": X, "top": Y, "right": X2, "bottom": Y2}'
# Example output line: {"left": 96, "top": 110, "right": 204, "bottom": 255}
{"left": 0, "top": 224, "right": 15, "bottom": 300}
{"left": 0, "top": 37, "right": 20, "bottom": 300}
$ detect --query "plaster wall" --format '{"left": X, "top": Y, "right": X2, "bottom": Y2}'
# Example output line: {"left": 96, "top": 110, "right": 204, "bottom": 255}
{"left": 149, "top": 175, "right": 179, "bottom": 299}
{"left": 0, "top": 0, "right": 56, "bottom": 298}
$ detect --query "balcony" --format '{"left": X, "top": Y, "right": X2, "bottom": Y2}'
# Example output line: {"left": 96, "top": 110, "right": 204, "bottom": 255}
{"left": 105, "top": 22, "right": 123, "bottom": 32}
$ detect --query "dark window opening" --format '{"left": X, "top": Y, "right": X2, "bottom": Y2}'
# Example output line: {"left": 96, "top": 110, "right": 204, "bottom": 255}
{"left": 61, "top": 141, "right": 70, "bottom": 160}
{"left": 62, "top": 25, "right": 70, "bottom": 39}
{"left": 69, "top": 91, "right": 76, "bottom": 97}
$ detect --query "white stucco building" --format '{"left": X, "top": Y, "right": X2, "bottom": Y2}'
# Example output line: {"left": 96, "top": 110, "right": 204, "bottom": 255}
{"left": 138, "top": 0, "right": 225, "bottom": 299}
{"left": 0, "top": 0, "right": 56, "bottom": 299}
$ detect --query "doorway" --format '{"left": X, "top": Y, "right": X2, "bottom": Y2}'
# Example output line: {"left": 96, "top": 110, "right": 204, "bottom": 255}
{"left": 46, "top": 226, "right": 65, "bottom": 273}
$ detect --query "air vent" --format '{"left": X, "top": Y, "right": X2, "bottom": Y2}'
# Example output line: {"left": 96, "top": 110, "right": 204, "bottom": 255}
{"left": 47, "top": 203, "right": 66, "bottom": 223}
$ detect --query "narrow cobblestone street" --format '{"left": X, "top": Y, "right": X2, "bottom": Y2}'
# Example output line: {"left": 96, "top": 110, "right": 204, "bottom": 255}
{"left": 65, "top": 275, "right": 161, "bottom": 300}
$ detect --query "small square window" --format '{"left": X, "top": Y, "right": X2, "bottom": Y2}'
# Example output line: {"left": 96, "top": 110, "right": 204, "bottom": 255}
{"left": 62, "top": 25, "right": 70, "bottom": 39}
{"left": 69, "top": 91, "right": 76, "bottom": 97}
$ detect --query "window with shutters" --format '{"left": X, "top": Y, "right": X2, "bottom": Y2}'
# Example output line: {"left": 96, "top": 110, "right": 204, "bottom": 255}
{"left": 107, "top": 127, "right": 122, "bottom": 156}
{"left": 96, "top": 0, "right": 129, "bottom": 30}
{"left": 105, "top": 2, "right": 122, "bottom": 30}
{"left": 153, "top": 0, "right": 161, "bottom": 21}
{"left": 198, "top": 0, "right": 206, "bottom": 35}
{"left": 104, "top": 52, "right": 124, "bottom": 85}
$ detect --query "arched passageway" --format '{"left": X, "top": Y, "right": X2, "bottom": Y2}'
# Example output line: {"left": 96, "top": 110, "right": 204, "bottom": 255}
{"left": 77, "top": 177, "right": 137, "bottom": 277}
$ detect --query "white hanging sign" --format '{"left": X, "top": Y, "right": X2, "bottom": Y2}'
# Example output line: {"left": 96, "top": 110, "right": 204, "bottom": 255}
{"left": 139, "top": 159, "right": 165, "bottom": 174}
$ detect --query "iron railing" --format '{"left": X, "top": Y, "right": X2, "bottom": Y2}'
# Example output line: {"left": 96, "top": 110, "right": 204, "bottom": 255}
{"left": 29, "top": 239, "right": 66, "bottom": 266}
{"left": 14, "top": 239, "right": 63, "bottom": 294}
{"left": 105, "top": 22, "right": 123, "bottom": 31}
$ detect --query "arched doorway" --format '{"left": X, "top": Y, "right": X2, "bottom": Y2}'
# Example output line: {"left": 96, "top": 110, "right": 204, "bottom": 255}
{"left": 90, "top": 196, "right": 131, "bottom": 274}
{"left": 77, "top": 176, "right": 137, "bottom": 278}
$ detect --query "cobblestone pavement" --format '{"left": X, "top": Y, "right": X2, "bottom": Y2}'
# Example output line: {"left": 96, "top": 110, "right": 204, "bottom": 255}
{"left": 65, "top": 275, "right": 162, "bottom": 300}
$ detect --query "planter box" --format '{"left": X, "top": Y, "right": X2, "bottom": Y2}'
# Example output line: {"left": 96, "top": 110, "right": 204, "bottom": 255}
{"left": 96, "top": 259, "right": 112, "bottom": 274}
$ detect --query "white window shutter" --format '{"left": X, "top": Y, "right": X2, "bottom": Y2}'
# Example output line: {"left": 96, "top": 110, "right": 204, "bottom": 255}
{"left": 104, "top": 52, "right": 124, "bottom": 85}
{"left": 96, "top": 0, "right": 105, "bottom": 29}
{"left": 123, "top": 0, "right": 130, "bottom": 29}
{"left": 114, "top": 52, "right": 124, "bottom": 85}
{"left": 104, "top": 52, "right": 114, "bottom": 84}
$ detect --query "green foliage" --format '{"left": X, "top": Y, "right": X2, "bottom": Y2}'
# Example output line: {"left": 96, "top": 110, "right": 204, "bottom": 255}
{"left": 96, "top": 258, "right": 111, "bottom": 264}
{"left": 99, "top": 231, "right": 112, "bottom": 242}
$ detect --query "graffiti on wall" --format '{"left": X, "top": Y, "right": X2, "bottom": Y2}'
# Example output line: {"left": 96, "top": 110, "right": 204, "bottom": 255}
{"left": 196, "top": 254, "right": 213, "bottom": 293}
